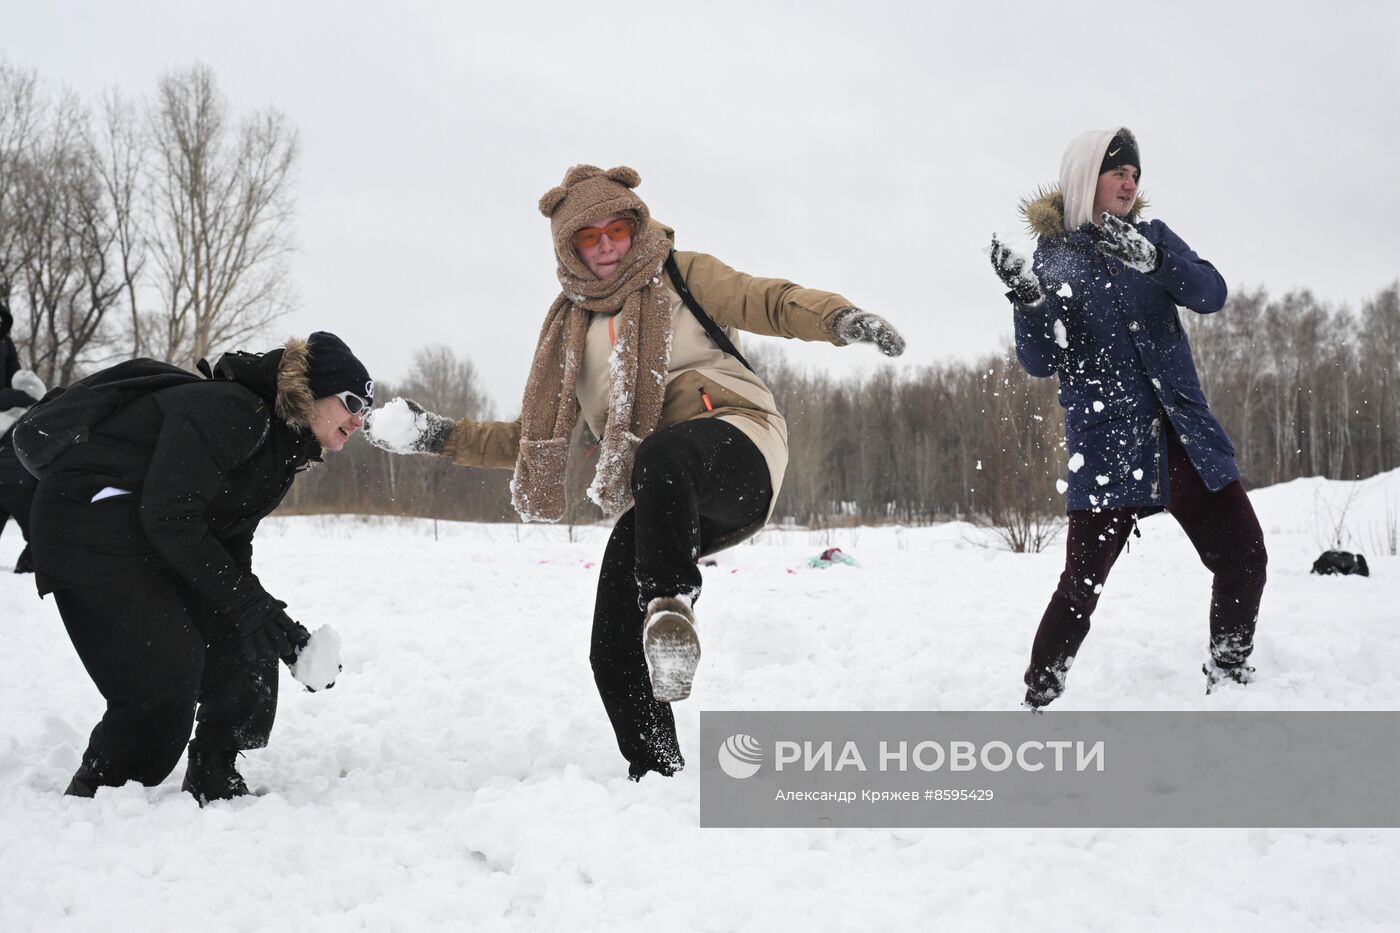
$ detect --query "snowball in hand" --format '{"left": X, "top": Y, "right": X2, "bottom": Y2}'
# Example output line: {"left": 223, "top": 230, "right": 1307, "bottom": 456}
{"left": 290, "top": 625, "right": 343, "bottom": 692}
{"left": 365, "top": 397, "right": 428, "bottom": 453}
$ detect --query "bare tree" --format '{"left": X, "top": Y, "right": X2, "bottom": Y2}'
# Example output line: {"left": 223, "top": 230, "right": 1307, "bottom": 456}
{"left": 10, "top": 91, "right": 125, "bottom": 385}
{"left": 144, "top": 63, "right": 298, "bottom": 368}
{"left": 96, "top": 88, "right": 148, "bottom": 357}
{"left": 0, "top": 57, "right": 41, "bottom": 305}
{"left": 398, "top": 344, "right": 497, "bottom": 421}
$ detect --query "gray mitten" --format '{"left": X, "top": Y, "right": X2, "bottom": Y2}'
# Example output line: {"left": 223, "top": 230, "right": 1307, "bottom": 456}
{"left": 989, "top": 235, "right": 1043, "bottom": 305}
{"left": 1095, "top": 213, "right": 1160, "bottom": 272}
{"left": 364, "top": 397, "right": 455, "bottom": 454}
{"left": 831, "top": 308, "right": 906, "bottom": 357}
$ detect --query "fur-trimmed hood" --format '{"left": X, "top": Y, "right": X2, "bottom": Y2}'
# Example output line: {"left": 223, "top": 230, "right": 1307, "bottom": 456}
{"left": 274, "top": 337, "right": 317, "bottom": 430}
{"left": 209, "top": 337, "right": 318, "bottom": 431}
{"left": 1018, "top": 186, "right": 1148, "bottom": 240}
{"left": 1021, "top": 126, "right": 1148, "bottom": 239}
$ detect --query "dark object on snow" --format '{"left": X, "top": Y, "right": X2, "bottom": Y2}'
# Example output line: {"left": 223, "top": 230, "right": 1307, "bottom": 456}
{"left": 182, "top": 747, "right": 251, "bottom": 805}
{"left": 804, "top": 547, "right": 859, "bottom": 569}
{"left": 1311, "top": 550, "right": 1370, "bottom": 577}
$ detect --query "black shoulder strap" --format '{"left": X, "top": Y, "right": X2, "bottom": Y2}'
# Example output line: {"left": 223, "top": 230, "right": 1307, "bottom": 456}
{"left": 664, "top": 251, "right": 755, "bottom": 375}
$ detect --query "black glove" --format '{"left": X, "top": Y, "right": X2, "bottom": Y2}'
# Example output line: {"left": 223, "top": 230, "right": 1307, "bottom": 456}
{"left": 830, "top": 308, "right": 906, "bottom": 357}
{"left": 0, "top": 293, "right": 12, "bottom": 339}
{"left": 1095, "top": 213, "right": 1161, "bottom": 272}
{"left": 364, "top": 397, "right": 456, "bottom": 454}
{"left": 989, "top": 235, "right": 1043, "bottom": 305}
{"left": 0, "top": 387, "right": 37, "bottom": 409}
{"left": 239, "top": 609, "right": 312, "bottom": 664}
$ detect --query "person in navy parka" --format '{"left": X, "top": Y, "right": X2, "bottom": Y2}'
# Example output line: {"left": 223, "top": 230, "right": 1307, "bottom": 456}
{"left": 988, "top": 127, "right": 1268, "bottom": 707}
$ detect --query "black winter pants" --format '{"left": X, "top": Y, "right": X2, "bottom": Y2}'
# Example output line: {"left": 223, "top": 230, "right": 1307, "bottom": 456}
{"left": 55, "top": 570, "right": 278, "bottom": 788}
{"left": 1026, "top": 432, "right": 1268, "bottom": 701}
{"left": 590, "top": 419, "right": 772, "bottom": 777}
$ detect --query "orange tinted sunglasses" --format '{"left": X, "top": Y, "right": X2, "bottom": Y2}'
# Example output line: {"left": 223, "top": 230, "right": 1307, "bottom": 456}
{"left": 572, "top": 218, "right": 636, "bottom": 250}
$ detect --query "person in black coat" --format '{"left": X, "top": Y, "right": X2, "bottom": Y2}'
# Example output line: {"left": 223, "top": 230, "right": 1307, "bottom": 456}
{"left": 0, "top": 295, "right": 44, "bottom": 572}
{"left": 28, "top": 331, "right": 374, "bottom": 802}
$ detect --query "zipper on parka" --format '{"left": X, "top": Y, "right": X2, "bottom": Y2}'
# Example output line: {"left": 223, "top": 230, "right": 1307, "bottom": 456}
{"left": 1150, "top": 417, "right": 1162, "bottom": 501}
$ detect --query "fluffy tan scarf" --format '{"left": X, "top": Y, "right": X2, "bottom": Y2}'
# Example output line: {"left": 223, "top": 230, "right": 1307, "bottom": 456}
{"left": 510, "top": 165, "right": 673, "bottom": 522}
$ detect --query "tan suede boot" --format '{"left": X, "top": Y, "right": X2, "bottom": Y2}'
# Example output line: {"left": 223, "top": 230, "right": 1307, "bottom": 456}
{"left": 643, "top": 596, "right": 700, "bottom": 702}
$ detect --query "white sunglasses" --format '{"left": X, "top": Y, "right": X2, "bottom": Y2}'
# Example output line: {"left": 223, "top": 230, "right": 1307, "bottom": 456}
{"left": 332, "top": 390, "right": 372, "bottom": 416}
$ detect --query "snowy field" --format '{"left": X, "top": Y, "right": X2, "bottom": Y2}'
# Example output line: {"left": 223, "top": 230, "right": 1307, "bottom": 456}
{"left": 3, "top": 472, "right": 1399, "bottom": 931}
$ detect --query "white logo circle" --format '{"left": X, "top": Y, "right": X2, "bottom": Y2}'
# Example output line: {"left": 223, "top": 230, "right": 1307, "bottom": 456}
{"left": 717, "top": 733, "right": 763, "bottom": 779}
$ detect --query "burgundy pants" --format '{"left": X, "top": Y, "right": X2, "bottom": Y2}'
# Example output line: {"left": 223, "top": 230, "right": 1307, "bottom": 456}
{"left": 1025, "top": 434, "right": 1268, "bottom": 702}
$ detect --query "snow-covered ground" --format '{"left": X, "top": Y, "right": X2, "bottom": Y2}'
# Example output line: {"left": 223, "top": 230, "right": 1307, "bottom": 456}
{"left": 3, "top": 471, "right": 1398, "bottom": 931}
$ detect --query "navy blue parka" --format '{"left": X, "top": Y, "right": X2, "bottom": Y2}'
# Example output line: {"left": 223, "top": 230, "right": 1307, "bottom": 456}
{"left": 1010, "top": 191, "right": 1237, "bottom": 513}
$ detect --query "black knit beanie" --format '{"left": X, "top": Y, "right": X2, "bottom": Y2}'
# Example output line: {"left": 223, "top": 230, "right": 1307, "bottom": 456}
{"left": 306, "top": 331, "right": 373, "bottom": 403}
{"left": 1099, "top": 134, "right": 1140, "bottom": 176}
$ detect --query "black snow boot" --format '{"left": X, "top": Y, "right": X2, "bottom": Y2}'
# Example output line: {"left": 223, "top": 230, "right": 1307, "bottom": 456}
{"left": 1023, "top": 665, "right": 1068, "bottom": 710}
{"left": 1203, "top": 659, "right": 1256, "bottom": 695}
{"left": 627, "top": 752, "right": 685, "bottom": 782}
{"left": 182, "top": 748, "right": 250, "bottom": 805}
{"left": 64, "top": 761, "right": 107, "bottom": 797}
{"left": 14, "top": 544, "right": 32, "bottom": 574}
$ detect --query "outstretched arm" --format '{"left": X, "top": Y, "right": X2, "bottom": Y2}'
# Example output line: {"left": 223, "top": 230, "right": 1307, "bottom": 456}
{"left": 673, "top": 251, "right": 901, "bottom": 353}
{"left": 365, "top": 397, "right": 520, "bottom": 469}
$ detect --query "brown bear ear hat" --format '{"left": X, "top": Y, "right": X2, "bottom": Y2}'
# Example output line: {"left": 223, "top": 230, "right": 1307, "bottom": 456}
{"left": 539, "top": 165, "right": 650, "bottom": 281}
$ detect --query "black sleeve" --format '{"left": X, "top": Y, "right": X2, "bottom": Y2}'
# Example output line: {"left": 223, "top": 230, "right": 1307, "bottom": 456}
{"left": 0, "top": 387, "right": 37, "bottom": 409}
{"left": 1, "top": 338, "right": 19, "bottom": 387}
{"left": 225, "top": 528, "right": 255, "bottom": 572}
{"left": 138, "top": 390, "right": 280, "bottom": 631}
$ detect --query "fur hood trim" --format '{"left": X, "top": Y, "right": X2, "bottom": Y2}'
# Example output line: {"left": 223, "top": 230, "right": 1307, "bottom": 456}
{"left": 1018, "top": 186, "right": 1148, "bottom": 240}
{"left": 276, "top": 337, "right": 318, "bottom": 430}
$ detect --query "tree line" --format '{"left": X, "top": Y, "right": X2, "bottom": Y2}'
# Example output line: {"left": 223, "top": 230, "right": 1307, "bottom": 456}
{"left": 281, "top": 282, "right": 1400, "bottom": 539}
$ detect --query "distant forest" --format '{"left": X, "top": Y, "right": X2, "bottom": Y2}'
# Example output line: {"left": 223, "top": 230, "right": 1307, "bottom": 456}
{"left": 282, "top": 283, "right": 1400, "bottom": 534}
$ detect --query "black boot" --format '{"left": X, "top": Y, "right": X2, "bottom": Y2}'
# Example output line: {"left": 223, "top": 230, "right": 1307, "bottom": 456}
{"left": 64, "top": 761, "right": 106, "bottom": 797}
{"left": 1203, "top": 659, "right": 1256, "bottom": 695}
{"left": 14, "top": 544, "right": 32, "bottom": 574}
{"left": 182, "top": 748, "right": 250, "bottom": 804}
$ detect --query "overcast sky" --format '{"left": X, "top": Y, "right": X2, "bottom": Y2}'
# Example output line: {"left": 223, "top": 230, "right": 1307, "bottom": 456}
{"left": 8, "top": 1, "right": 1399, "bottom": 409}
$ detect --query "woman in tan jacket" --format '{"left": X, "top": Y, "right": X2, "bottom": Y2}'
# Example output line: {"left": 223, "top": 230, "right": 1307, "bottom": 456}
{"left": 367, "top": 165, "right": 903, "bottom": 779}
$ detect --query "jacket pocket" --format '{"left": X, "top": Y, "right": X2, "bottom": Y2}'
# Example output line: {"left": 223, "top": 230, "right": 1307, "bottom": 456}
{"left": 661, "top": 370, "right": 770, "bottom": 426}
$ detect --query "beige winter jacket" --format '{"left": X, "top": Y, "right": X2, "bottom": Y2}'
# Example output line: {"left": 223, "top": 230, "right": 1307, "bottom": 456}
{"left": 442, "top": 249, "right": 853, "bottom": 518}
